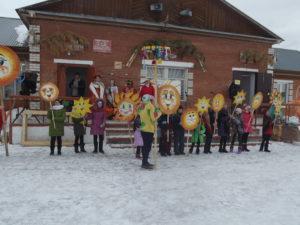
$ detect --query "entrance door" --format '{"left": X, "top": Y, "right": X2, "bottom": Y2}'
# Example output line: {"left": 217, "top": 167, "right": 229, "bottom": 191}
{"left": 233, "top": 70, "right": 256, "bottom": 104}
{"left": 66, "top": 67, "right": 89, "bottom": 97}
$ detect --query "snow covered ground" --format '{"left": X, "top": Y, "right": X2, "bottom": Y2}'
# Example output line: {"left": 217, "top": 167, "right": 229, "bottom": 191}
{"left": 0, "top": 143, "right": 300, "bottom": 225}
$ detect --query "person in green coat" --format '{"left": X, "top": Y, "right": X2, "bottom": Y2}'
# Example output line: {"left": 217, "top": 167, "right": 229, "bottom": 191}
{"left": 47, "top": 100, "right": 66, "bottom": 155}
{"left": 189, "top": 120, "right": 206, "bottom": 155}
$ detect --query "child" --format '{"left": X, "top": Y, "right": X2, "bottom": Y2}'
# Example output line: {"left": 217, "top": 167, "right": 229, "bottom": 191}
{"left": 242, "top": 105, "right": 253, "bottom": 152}
{"left": 72, "top": 116, "right": 86, "bottom": 153}
{"left": 189, "top": 115, "right": 206, "bottom": 154}
{"left": 217, "top": 106, "right": 230, "bottom": 153}
{"left": 230, "top": 108, "right": 244, "bottom": 153}
{"left": 203, "top": 111, "right": 213, "bottom": 154}
{"left": 171, "top": 106, "right": 185, "bottom": 155}
{"left": 260, "top": 108, "right": 273, "bottom": 152}
{"left": 139, "top": 95, "right": 161, "bottom": 169}
{"left": 87, "top": 99, "right": 106, "bottom": 154}
{"left": 133, "top": 115, "right": 143, "bottom": 159}
{"left": 158, "top": 114, "right": 172, "bottom": 157}
{"left": 47, "top": 100, "right": 66, "bottom": 156}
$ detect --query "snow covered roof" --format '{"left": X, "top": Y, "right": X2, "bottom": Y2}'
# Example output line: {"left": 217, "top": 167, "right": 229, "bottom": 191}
{"left": 274, "top": 48, "right": 300, "bottom": 73}
{"left": 0, "top": 17, "right": 28, "bottom": 47}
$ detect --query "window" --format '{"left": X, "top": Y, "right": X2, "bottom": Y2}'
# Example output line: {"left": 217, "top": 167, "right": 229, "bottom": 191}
{"left": 273, "top": 79, "right": 294, "bottom": 103}
{"left": 145, "top": 65, "right": 188, "bottom": 100}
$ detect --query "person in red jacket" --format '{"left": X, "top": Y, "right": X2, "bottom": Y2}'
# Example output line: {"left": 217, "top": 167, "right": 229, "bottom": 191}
{"left": 260, "top": 108, "right": 273, "bottom": 152}
{"left": 139, "top": 79, "right": 155, "bottom": 100}
{"left": 241, "top": 105, "right": 253, "bottom": 152}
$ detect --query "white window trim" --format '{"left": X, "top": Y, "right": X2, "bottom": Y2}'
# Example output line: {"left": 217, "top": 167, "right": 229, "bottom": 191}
{"left": 232, "top": 67, "right": 259, "bottom": 73}
{"left": 274, "top": 79, "right": 293, "bottom": 84}
{"left": 54, "top": 59, "right": 94, "bottom": 65}
{"left": 142, "top": 59, "right": 194, "bottom": 68}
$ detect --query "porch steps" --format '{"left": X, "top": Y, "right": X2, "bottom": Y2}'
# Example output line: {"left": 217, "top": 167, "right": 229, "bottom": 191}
{"left": 105, "top": 121, "right": 263, "bottom": 149}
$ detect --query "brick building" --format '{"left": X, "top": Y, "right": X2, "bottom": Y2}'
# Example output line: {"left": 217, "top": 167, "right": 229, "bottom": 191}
{"left": 17, "top": 0, "right": 282, "bottom": 105}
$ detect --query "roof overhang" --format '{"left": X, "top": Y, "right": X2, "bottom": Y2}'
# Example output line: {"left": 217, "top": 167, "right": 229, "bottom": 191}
{"left": 17, "top": 9, "right": 282, "bottom": 44}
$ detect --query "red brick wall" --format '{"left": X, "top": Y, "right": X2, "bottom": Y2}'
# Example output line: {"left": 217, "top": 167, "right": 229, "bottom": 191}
{"left": 36, "top": 19, "right": 271, "bottom": 105}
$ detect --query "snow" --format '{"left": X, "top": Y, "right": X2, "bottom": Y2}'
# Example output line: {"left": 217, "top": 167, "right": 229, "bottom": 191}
{"left": 0, "top": 143, "right": 300, "bottom": 225}
{"left": 14, "top": 25, "right": 28, "bottom": 45}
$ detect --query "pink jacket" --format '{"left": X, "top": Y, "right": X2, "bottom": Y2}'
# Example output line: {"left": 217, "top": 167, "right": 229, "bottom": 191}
{"left": 242, "top": 112, "right": 253, "bottom": 133}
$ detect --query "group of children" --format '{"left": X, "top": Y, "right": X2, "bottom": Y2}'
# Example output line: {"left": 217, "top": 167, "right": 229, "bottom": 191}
{"left": 48, "top": 99, "right": 106, "bottom": 155}
{"left": 132, "top": 104, "right": 274, "bottom": 160}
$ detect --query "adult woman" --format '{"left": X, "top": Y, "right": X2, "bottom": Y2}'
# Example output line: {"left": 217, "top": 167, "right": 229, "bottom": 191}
{"left": 89, "top": 75, "right": 105, "bottom": 103}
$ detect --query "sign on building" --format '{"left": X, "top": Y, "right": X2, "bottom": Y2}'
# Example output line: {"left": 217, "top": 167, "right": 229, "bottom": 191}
{"left": 93, "top": 39, "right": 112, "bottom": 53}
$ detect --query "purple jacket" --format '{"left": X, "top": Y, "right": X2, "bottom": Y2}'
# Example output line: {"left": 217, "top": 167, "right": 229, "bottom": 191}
{"left": 87, "top": 100, "right": 107, "bottom": 135}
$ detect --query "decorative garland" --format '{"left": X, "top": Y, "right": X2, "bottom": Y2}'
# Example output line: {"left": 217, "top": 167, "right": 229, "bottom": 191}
{"left": 42, "top": 31, "right": 89, "bottom": 56}
{"left": 240, "top": 49, "right": 268, "bottom": 65}
{"left": 127, "top": 39, "right": 206, "bottom": 72}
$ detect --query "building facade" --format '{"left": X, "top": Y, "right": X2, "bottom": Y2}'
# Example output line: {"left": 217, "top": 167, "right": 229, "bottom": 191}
{"left": 17, "top": 0, "right": 282, "bottom": 105}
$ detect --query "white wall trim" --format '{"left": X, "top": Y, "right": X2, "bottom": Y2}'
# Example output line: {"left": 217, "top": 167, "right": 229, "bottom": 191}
{"left": 232, "top": 67, "right": 259, "bottom": 73}
{"left": 274, "top": 79, "right": 294, "bottom": 84}
{"left": 142, "top": 60, "right": 194, "bottom": 68}
{"left": 54, "top": 58, "right": 94, "bottom": 65}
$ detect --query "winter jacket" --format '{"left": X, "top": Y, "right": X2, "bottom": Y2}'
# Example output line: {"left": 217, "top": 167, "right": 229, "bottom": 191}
{"left": 72, "top": 117, "right": 86, "bottom": 136}
{"left": 231, "top": 114, "right": 244, "bottom": 135}
{"left": 263, "top": 114, "right": 273, "bottom": 136}
{"left": 171, "top": 112, "right": 184, "bottom": 132}
{"left": 203, "top": 113, "right": 213, "bottom": 135}
{"left": 86, "top": 100, "right": 107, "bottom": 135}
{"left": 208, "top": 108, "right": 215, "bottom": 131}
{"left": 242, "top": 111, "right": 253, "bottom": 133}
{"left": 229, "top": 82, "right": 241, "bottom": 100}
{"left": 139, "top": 102, "right": 161, "bottom": 134}
{"left": 217, "top": 108, "right": 230, "bottom": 137}
{"left": 47, "top": 105, "right": 66, "bottom": 137}
{"left": 191, "top": 123, "right": 206, "bottom": 143}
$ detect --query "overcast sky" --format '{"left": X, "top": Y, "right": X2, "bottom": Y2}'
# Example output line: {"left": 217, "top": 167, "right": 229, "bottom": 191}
{"left": 1, "top": 0, "right": 299, "bottom": 50}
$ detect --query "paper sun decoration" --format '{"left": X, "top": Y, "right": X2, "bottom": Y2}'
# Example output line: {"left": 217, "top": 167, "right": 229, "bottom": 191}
{"left": 251, "top": 92, "right": 264, "bottom": 110}
{"left": 233, "top": 90, "right": 246, "bottom": 106}
{"left": 212, "top": 94, "right": 225, "bottom": 112}
{"left": 39, "top": 82, "right": 59, "bottom": 102}
{"left": 0, "top": 46, "right": 20, "bottom": 86}
{"left": 114, "top": 91, "right": 140, "bottom": 121}
{"left": 195, "top": 97, "right": 211, "bottom": 115}
{"left": 158, "top": 84, "right": 181, "bottom": 115}
{"left": 181, "top": 108, "right": 200, "bottom": 131}
{"left": 70, "top": 97, "right": 92, "bottom": 118}
{"left": 270, "top": 91, "right": 283, "bottom": 115}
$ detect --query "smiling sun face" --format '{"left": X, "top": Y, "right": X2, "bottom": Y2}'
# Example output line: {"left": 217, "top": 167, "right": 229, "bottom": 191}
{"left": 71, "top": 97, "right": 92, "bottom": 118}
{"left": 195, "top": 97, "right": 210, "bottom": 115}
{"left": 181, "top": 108, "right": 200, "bottom": 131}
{"left": 158, "top": 84, "right": 180, "bottom": 115}
{"left": 212, "top": 94, "right": 225, "bottom": 112}
{"left": 0, "top": 46, "right": 20, "bottom": 86}
{"left": 252, "top": 92, "right": 264, "bottom": 110}
{"left": 233, "top": 90, "right": 246, "bottom": 106}
{"left": 114, "top": 91, "right": 140, "bottom": 121}
{"left": 39, "top": 82, "right": 59, "bottom": 102}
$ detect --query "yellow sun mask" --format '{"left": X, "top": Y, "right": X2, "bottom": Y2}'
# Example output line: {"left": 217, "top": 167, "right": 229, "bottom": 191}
{"left": 252, "top": 92, "right": 264, "bottom": 110}
{"left": 195, "top": 97, "right": 211, "bottom": 115}
{"left": 114, "top": 91, "right": 140, "bottom": 121}
{"left": 181, "top": 108, "right": 200, "bottom": 131}
{"left": 212, "top": 94, "right": 225, "bottom": 112}
{"left": 158, "top": 84, "right": 181, "bottom": 115}
{"left": 233, "top": 90, "right": 246, "bottom": 106}
{"left": 70, "top": 97, "right": 92, "bottom": 118}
